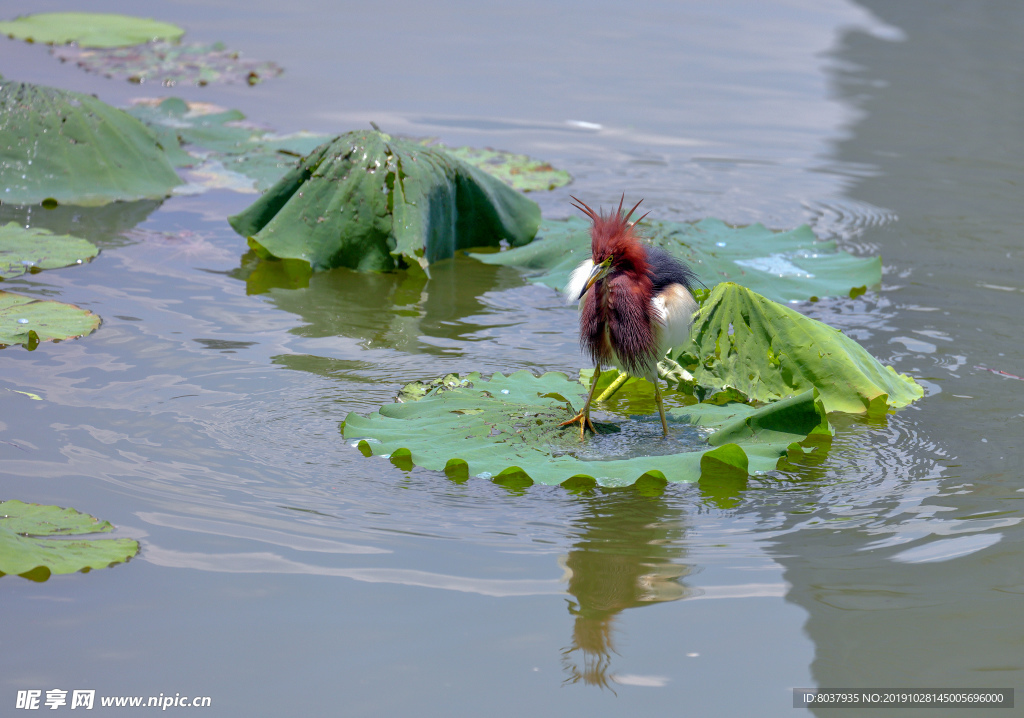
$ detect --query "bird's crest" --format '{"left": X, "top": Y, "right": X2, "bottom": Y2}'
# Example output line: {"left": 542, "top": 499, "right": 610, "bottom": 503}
{"left": 571, "top": 194, "right": 650, "bottom": 270}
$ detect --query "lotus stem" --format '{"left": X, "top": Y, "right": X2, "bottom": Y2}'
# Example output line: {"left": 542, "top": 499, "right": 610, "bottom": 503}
{"left": 595, "top": 372, "right": 629, "bottom": 403}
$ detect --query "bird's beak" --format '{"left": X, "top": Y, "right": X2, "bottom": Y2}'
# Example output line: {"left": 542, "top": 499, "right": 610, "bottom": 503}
{"left": 578, "top": 257, "right": 613, "bottom": 299}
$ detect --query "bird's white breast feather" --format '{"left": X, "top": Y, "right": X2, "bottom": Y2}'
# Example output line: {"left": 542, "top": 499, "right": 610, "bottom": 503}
{"left": 651, "top": 283, "right": 698, "bottom": 350}
{"left": 564, "top": 259, "right": 595, "bottom": 305}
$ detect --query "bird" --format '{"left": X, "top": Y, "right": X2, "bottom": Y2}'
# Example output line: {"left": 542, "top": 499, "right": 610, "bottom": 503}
{"left": 560, "top": 195, "right": 698, "bottom": 439}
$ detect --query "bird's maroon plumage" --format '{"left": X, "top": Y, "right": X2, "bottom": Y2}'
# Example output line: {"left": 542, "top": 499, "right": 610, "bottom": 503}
{"left": 561, "top": 194, "right": 697, "bottom": 438}
{"left": 572, "top": 196, "right": 660, "bottom": 378}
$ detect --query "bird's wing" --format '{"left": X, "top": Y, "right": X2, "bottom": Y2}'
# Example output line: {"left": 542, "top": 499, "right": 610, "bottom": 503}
{"left": 651, "top": 283, "right": 698, "bottom": 350}
{"left": 564, "top": 258, "right": 595, "bottom": 304}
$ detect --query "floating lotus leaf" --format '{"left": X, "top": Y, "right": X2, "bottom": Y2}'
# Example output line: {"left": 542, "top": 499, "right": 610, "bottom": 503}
{"left": 125, "top": 97, "right": 254, "bottom": 166}
{"left": 0, "top": 291, "right": 101, "bottom": 348}
{"left": 0, "top": 500, "right": 139, "bottom": 581}
{"left": 125, "top": 100, "right": 571, "bottom": 198}
{"left": 471, "top": 216, "right": 881, "bottom": 304}
{"left": 127, "top": 98, "right": 339, "bottom": 187}
{"left": 0, "top": 12, "right": 184, "bottom": 48}
{"left": 665, "top": 282, "right": 923, "bottom": 414}
{"left": 440, "top": 145, "right": 571, "bottom": 192}
{"left": 342, "top": 371, "right": 830, "bottom": 488}
{"left": 0, "top": 81, "right": 182, "bottom": 206}
{"left": 0, "top": 222, "right": 98, "bottom": 279}
{"left": 229, "top": 130, "right": 542, "bottom": 272}
{"left": 51, "top": 41, "right": 283, "bottom": 87}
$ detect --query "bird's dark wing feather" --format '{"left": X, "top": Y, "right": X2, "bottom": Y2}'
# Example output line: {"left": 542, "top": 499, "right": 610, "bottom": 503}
{"left": 644, "top": 245, "right": 698, "bottom": 291}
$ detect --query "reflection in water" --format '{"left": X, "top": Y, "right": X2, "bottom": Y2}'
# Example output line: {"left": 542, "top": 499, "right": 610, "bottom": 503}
{"left": 766, "top": 1, "right": 1024, "bottom": 700}
{"left": 232, "top": 251, "right": 527, "bottom": 356}
{"left": 0, "top": 199, "right": 163, "bottom": 246}
{"left": 559, "top": 491, "right": 697, "bottom": 689}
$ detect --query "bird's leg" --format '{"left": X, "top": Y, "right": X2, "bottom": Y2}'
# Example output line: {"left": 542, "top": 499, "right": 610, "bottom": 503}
{"left": 654, "top": 380, "right": 669, "bottom": 438}
{"left": 559, "top": 365, "right": 602, "bottom": 440}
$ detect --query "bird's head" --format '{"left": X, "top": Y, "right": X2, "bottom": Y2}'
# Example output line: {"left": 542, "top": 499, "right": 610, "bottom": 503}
{"left": 571, "top": 194, "right": 651, "bottom": 299}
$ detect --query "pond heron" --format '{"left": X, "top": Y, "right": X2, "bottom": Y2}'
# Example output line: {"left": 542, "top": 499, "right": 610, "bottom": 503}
{"left": 560, "top": 195, "right": 698, "bottom": 439}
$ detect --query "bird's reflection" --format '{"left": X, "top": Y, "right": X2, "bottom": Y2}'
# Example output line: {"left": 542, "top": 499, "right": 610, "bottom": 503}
{"left": 559, "top": 489, "right": 698, "bottom": 689}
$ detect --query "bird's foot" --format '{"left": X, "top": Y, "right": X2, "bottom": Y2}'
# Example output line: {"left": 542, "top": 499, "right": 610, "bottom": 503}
{"left": 559, "top": 411, "right": 597, "bottom": 440}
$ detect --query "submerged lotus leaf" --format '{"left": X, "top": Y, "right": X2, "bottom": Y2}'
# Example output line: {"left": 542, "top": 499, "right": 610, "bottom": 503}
{"left": 0, "top": 81, "right": 182, "bottom": 206}
{"left": 471, "top": 216, "right": 881, "bottom": 304}
{"left": 667, "top": 282, "right": 924, "bottom": 414}
{"left": 0, "top": 500, "right": 138, "bottom": 581}
{"left": 228, "top": 130, "right": 542, "bottom": 272}
{"left": 0, "top": 12, "right": 184, "bottom": 48}
{"left": 51, "top": 41, "right": 283, "bottom": 87}
{"left": 342, "top": 370, "right": 830, "bottom": 487}
{"left": 0, "top": 291, "right": 101, "bottom": 348}
{"left": 0, "top": 223, "right": 98, "bottom": 279}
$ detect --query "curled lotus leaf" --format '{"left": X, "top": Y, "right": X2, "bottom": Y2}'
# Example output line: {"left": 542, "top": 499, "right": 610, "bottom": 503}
{"left": 0, "top": 81, "right": 182, "bottom": 206}
{"left": 0, "top": 12, "right": 184, "bottom": 48}
{"left": 0, "top": 222, "right": 98, "bottom": 279}
{"left": 228, "top": 130, "right": 542, "bottom": 272}
{"left": 342, "top": 370, "right": 831, "bottom": 488}
{"left": 471, "top": 216, "right": 881, "bottom": 305}
{"left": 0, "top": 291, "right": 101, "bottom": 348}
{"left": 0, "top": 500, "right": 139, "bottom": 581}
{"left": 666, "top": 282, "right": 924, "bottom": 414}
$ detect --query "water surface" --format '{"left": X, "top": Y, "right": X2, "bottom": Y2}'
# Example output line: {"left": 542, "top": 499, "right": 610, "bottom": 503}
{"left": 2, "top": 1, "right": 1022, "bottom": 716}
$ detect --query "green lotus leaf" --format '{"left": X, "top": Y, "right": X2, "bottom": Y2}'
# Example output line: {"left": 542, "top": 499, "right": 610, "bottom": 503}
{"left": 342, "top": 370, "right": 830, "bottom": 487}
{"left": 666, "top": 282, "right": 923, "bottom": 414}
{"left": 126, "top": 100, "right": 570, "bottom": 197}
{"left": 0, "top": 81, "right": 182, "bottom": 206}
{"left": 0, "top": 222, "right": 98, "bottom": 279}
{"left": 127, "top": 99, "right": 340, "bottom": 188}
{"left": 0, "top": 500, "right": 138, "bottom": 581}
{"left": 0, "top": 291, "right": 101, "bottom": 348}
{"left": 0, "top": 12, "right": 184, "bottom": 48}
{"left": 125, "top": 97, "right": 252, "bottom": 166}
{"left": 471, "top": 216, "right": 881, "bottom": 304}
{"left": 51, "top": 41, "right": 283, "bottom": 87}
{"left": 441, "top": 145, "right": 571, "bottom": 192}
{"left": 228, "top": 130, "right": 542, "bottom": 272}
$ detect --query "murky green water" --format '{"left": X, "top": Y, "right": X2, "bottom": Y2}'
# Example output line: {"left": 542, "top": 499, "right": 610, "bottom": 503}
{"left": 2, "top": 1, "right": 1022, "bottom": 715}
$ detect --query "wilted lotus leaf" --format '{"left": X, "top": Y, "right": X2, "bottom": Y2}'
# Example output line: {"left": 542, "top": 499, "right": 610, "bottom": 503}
{"left": 0, "top": 81, "right": 182, "bottom": 206}
{"left": 0, "top": 223, "right": 98, "bottom": 279}
{"left": 0, "top": 500, "right": 139, "bottom": 581}
{"left": 51, "top": 41, "right": 283, "bottom": 87}
{"left": 472, "top": 216, "right": 881, "bottom": 304}
{"left": 342, "top": 370, "right": 830, "bottom": 488}
{"left": 0, "top": 12, "right": 184, "bottom": 48}
{"left": 0, "top": 291, "right": 101, "bottom": 348}
{"left": 229, "top": 130, "right": 542, "bottom": 272}
{"left": 666, "top": 282, "right": 923, "bottom": 414}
